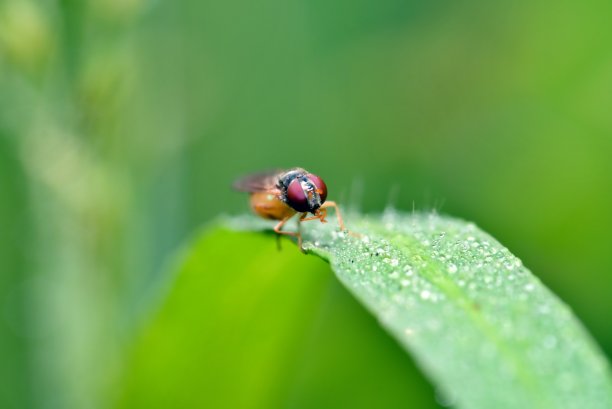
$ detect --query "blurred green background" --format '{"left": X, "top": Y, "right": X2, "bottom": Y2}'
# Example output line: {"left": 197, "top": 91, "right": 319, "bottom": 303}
{"left": 1, "top": 0, "right": 611, "bottom": 408}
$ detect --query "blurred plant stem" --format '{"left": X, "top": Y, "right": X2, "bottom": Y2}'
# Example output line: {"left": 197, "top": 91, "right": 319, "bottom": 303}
{"left": 1, "top": 1, "right": 149, "bottom": 407}
{"left": 20, "top": 117, "right": 125, "bottom": 409}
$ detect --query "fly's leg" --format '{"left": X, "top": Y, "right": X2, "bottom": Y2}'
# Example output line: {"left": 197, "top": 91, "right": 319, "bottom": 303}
{"left": 296, "top": 213, "right": 308, "bottom": 250}
{"left": 301, "top": 208, "right": 328, "bottom": 223}
{"left": 320, "top": 201, "right": 345, "bottom": 231}
{"left": 274, "top": 214, "right": 304, "bottom": 251}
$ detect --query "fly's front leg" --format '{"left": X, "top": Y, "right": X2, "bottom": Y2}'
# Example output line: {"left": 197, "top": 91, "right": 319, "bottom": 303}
{"left": 274, "top": 213, "right": 304, "bottom": 251}
{"left": 296, "top": 213, "right": 308, "bottom": 250}
{"left": 320, "top": 201, "right": 345, "bottom": 231}
{"left": 301, "top": 208, "right": 327, "bottom": 223}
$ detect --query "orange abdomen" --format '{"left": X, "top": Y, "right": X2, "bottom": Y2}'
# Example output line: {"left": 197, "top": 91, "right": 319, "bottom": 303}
{"left": 250, "top": 192, "right": 296, "bottom": 220}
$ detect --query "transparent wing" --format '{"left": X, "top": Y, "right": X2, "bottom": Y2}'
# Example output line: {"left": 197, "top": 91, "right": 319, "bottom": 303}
{"left": 232, "top": 169, "right": 283, "bottom": 193}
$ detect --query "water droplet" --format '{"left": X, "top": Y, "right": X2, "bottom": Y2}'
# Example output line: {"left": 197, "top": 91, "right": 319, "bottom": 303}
{"left": 447, "top": 263, "right": 457, "bottom": 273}
{"left": 420, "top": 290, "right": 431, "bottom": 300}
{"left": 390, "top": 258, "right": 399, "bottom": 267}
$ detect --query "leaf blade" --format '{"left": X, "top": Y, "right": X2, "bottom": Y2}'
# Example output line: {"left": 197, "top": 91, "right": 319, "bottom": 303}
{"left": 297, "top": 211, "right": 612, "bottom": 409}
{"left": 116, "top": 228, "right": 440, "bottom": 409}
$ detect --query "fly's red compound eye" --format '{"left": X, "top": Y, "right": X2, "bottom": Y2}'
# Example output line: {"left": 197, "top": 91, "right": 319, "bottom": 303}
{"left": 286, "top": 179, "right": 310, "bottom": 212}
{"left": 306, "top": 174, "right": 327, "bottom": 203}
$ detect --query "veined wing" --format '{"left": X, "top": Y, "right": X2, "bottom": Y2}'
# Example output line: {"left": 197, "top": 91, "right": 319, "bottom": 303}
{"left": 232, "top": 169, "right": 283, "bottom": 193}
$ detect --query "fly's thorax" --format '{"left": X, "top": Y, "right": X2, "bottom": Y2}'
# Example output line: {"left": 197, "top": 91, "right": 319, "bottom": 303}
{"left": 249, "top": 192, "right": 295, "bottom": 220}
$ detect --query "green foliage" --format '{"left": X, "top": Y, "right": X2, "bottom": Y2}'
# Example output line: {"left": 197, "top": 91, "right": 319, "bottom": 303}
{"left": 3, "top": 0, "right": 612, "bottom": 407}
{"left": 298, "top": 212, "right": 612, "bottom": 408}
{"left": 0, "top": 136, "right": 31, "bottom": 409}
{"left": 117, "top": 228, "right": 440, "bottom": 409}
{"left": 119, "top": 213, "right": 612, "bottom": 409}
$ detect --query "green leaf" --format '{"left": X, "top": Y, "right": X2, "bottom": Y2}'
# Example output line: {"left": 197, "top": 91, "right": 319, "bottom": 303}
{"left": 283, "top": 211, "right": 612, "bottom": 409}
{"left": 118, "top": 212, "right": 612, "bottom": 409}
{"left": 116, "top": 227, "right": 440, "bottom": 409}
